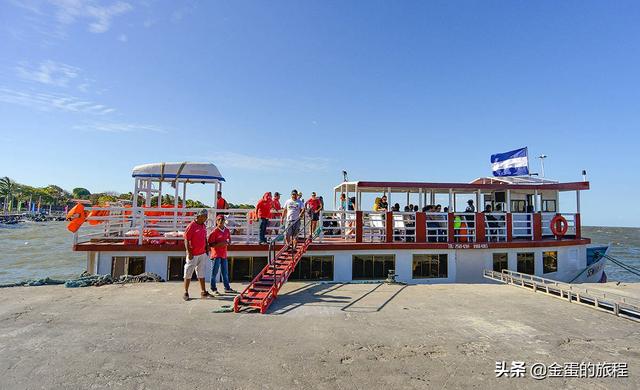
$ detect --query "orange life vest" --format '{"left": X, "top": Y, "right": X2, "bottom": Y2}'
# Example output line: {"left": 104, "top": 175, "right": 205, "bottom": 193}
{"left": 459, "top": 221, "right": 468, "bottom": 243}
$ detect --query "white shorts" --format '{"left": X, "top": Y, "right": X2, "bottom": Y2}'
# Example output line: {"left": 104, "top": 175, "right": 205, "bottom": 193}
{"left": 184, "top": 253, "right": 207, "bottom": 279}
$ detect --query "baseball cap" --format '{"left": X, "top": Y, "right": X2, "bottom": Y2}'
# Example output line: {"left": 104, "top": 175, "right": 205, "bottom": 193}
{"left": 197, "top": 209, "right": 208, "bottom": 217}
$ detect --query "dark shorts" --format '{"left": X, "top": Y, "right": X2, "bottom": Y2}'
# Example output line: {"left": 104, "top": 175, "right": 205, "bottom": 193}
{"left": 311, "top": 212, "right": 320, "bottom": 221}
{"left": 285, "top": 219, "right": 301, "bottom": 238}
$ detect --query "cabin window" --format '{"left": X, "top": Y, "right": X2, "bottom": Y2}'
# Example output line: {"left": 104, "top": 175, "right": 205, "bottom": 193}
{"left": 112, "top": 256, "right": 146, "bottom": 278}
{"left": 493, "top": 253, "right": 508, "bottom": 272}
{"left": 228, "top": 257, "right": 268, "bottom": 281}
{"left": 352, "top": 255, "right": 395, "bottom": 280}
{"left": 517, "top": 253, "right": 535, "bottom": 275}
{"left": 543, "top": 251, "right": 558, "bottom": 274}
{"left": 412, "top": 254, "right": 448, "bottom": 278}
{"left": 167, "top": 256, "right": 197, "bottom": 281}
{"left": 290, "top": 256, "right": 334, "bottom": 281}
{"left": 511, "top": 200, "right": 526, "bottom": 213}
{"left": 542, "top": 200, "right": 556, "bottom": 212}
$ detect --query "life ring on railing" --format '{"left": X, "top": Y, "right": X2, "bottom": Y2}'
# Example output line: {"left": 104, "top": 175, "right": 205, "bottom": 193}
{"left": 66, "top": 203, "right": 87, "bottom": 233}
{"left": 550, "top": 214, "right": 568, "bottom": 237}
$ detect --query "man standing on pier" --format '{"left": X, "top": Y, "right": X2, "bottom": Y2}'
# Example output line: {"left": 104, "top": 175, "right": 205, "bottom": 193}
{"left": 183, "top": 209, "right": 213, "bottom": 301}
{"left": 208, "top": 214, "right": 237, "bottom": 295}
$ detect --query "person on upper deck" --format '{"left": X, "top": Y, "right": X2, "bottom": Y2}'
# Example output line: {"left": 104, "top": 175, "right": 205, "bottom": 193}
{"left": 339, "top": 193, "right": 347, "bottom": 211}
{"left": 373, "top": 197, "right": 382, "bottom": 211}
{"left": 380, "top": 196, "right": 388, "bottom": 211}
{"left": 465, "top": 199, "right": 475, "bottom": 213}
{"left": 255, "top": 192, "right": 273, "bottom": 245}
{"left": 484, "top": 204, "right": 498, "bottom": 241}
{"left": 392, "top": 203, "right": 400, "bottom": 212}
{"left": 272, "top": 192, "right": 282, "bottom": 215}
{"left": 348, "top": 197, "right": 356, "bottom": 211}
{"left": 216, "top": 191, "right": 228, "bottom": 210}
{"left": 305, "top": 192, "right": 323, "bottom": 239}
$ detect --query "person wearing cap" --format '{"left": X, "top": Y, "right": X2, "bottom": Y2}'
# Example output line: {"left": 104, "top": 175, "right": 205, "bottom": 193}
{"left": 183, "top": 209, "right": 213, "bottom": 301}
{"left": 208, "top": 214, "right": 237, "bottom": 295}
{"left": 305, "top": 192, "right": 322, "bottom": 239}
{"left": 272, "top": 192, "right": 282, "bottom": 216}
{"left": 281, "top": 190, "right": 304, "bottom": 250}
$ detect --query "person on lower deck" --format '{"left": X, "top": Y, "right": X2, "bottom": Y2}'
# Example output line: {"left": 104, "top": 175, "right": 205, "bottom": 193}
{"left": 208, "top": 214, "right": 237, "bottom": 295}
{"left": 255, "top": 192, "right": 273, "bottom": 244}
{"left": 183, "top": 209, "right": 213, "bottom": 301}
{"left": 282, "top": 189, "right": 304, "bottom": 250}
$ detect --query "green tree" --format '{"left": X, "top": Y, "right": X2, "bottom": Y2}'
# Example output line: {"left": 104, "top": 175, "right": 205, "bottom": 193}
{"left": 72, "top": 187, "right": 91, "bottom": 199}
{"left": 0, "top": 177, "right": 16, "bottom": 212}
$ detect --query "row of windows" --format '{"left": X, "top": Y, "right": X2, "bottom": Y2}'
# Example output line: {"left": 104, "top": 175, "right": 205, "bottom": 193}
{"left": 112, "top": 251, "right": 559, "bottom": 281}
{"left": 492, "top": 251, "right": 558, "bottom": 275}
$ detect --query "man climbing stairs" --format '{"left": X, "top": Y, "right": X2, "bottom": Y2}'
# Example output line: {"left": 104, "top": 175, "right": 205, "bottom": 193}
{"left": 233, "top": 235, "right": 313, "bottom": 314}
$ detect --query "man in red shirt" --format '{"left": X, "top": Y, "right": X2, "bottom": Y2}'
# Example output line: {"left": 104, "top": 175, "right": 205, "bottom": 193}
{"left": 305, "top": 192, "right": 323, "bottom": 239}
{"left": 216, "top": 191, "right": 228, "bottom": 210}
{"left": 183, "top": 209, "right": 213, "bottom": 301}
{"left": 255, "top": 192, "right": 273, "bottom": 244}
{"left": 208, "top": 214, "right": 237, "bottom": 294}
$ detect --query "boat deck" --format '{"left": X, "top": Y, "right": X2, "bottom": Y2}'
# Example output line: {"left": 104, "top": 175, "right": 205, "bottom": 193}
{"left": 74, "top": 236, "right": 591, "bottom": 252}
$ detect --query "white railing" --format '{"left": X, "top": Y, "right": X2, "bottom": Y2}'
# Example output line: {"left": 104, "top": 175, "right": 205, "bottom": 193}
{"left": 541, "top": 212, "right": 577, "bottom": 237}
{"left": 484, "top": 212, "right": 507, "bottom": 242}
{"left": 318, "top": 210, "right": 356, "bottom": 242}
{"left": 74, "top": 206, "right": 581, "bottom": 246}
{"left": 426, "top": 212, "right": 448, "bottom": 242}
{"left": 453, "top": 213, "right": 476, "bottom": 242}
{"left": 362, "top": 211, "right": 386, "bottom": 242}
{"left": 391, "top": 212, "right": 416, "bottom": 242}
{"left": 512, "top": 213, "right": 533, "bottom": 239}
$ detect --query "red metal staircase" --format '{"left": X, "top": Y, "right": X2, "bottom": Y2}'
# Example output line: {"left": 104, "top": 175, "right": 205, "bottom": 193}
{"left": 234, "top": 231, "right": 313, "bottom": 314}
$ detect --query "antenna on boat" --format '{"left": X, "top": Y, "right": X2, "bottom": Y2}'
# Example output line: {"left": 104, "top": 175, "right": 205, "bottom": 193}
{"left": 342, "top": 170, "right": 348, "bottom": 182}
{"left": 582, "top": 169, "right": 587, "bottom": 181}
{"left": 538, "top": 154, "right": 547, "bottom": 178}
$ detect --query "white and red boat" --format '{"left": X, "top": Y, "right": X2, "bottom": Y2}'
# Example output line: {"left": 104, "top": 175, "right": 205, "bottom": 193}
{"left": 70, "top": 162, "right": 607, "bottom": 312}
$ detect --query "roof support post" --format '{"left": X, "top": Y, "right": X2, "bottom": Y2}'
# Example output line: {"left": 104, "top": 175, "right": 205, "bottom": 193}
{"left": 418, "top": 188, "right": 423, "bottom": 208}
{"left": 415, "top": 212, "right": 426, "bottom": 242}
{"left": 174, "top": 182, "right": 179, "bottom": 231}
{"left": 576, "top": 190, "right": 580, "bottom": 214}
{"left": 448, "top": 189, "right": 453, "bottom": 212}
{"left": 387, "top": 187, "right": 391, "bottom": 210}
{"left": 430, "top": 191, "right": 435, "bottom": 206}
{"left": 534, "top": 189, "right": 539, "bottom": 212}
{"left": 506, "top": 189, "right": 511, "bottom": 212}
{"left": 385, "top": 211, "right": 393, "bottom": 243}
{"left": 355, "top": 211, "right": 363, "bottom": 243}
{"left": 476, "top": 190, "right": 481, "bottom": 211}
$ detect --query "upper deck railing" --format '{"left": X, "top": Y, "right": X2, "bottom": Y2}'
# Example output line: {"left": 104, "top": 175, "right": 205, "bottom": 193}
{"left": 73, "top": 206, "right": 583, "bottom": 246}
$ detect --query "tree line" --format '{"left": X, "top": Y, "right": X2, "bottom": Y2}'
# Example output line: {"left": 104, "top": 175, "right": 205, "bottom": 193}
{"left": 0, "top": 176, "right": 252, "bottom": 212}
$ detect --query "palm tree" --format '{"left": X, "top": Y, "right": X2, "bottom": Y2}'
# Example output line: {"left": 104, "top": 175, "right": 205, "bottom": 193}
{"left": 0, "top": 177, "right": 15, "bottom": 213}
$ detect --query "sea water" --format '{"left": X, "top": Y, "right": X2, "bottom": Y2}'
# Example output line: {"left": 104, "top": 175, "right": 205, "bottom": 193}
{"left": 0, "top": 222, "right": 638, "bottom": 284}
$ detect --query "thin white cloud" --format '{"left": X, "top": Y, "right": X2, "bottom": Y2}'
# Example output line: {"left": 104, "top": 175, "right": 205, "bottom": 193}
{"left": 16, "top": 60, "right": 80, "bottom": 87}
{"left": 117, "top": 33, "right": 127, "bottom": 42}
{"left": 11, "top": 0, "right": 133, "bottom": 35}
{"left": 73, "top": 122, "right": 169, "bottom": 134}
{"left": 212, "top": 152, "right": 331, "bottom": 172}
{"left": 0, "top": 87, "right": 115, "bottom": 114}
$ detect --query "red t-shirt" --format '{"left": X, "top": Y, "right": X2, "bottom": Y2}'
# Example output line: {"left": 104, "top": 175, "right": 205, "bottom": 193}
{"left": 216, "top": 197, "right": 227, "bottom": 209}
{"left": 256, "top": 198, "right": 273, "bottom": 219}
{"left": 306, "top": 198, "right": 322, "bottom": 212}
{"left": 208, "top": 227, "right": 231, "bottom": 259}
{"left": 184, "top": 221, "right": 207, "bottom": 256}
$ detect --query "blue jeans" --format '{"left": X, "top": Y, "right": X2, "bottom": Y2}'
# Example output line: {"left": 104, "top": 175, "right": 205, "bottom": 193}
{"left": 259, "top": 218, "right": 269, "bottom": 243}
{"left": 211, "top": 257, "right": 231, "bottom": 291}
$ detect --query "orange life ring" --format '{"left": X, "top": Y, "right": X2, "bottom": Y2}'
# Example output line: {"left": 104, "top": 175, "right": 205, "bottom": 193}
{"left": 66, "top": 203, "right": 87, "bottom": 232}
{"left": 550, "top": 215, "right": 568, "bottom": 237}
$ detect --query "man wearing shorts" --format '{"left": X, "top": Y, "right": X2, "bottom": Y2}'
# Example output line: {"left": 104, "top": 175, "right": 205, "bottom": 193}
{"left": 281, "top": 190, "right": 304, "bottom": 250}
{"left": 305, "top": 192, "right": 322, "bottom": 239}
{"left": 183, "top": 209, "right": 213, "bottom": 301}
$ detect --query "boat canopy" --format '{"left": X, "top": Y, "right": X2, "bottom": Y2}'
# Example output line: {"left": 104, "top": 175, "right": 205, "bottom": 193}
{"left": 132, "top": 162, "right": 225, "bottom": 183}
{"left": 334, "top": 178, "right": 588, "bottom": 194}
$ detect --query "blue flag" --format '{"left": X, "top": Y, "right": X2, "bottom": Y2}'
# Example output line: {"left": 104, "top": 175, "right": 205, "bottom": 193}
{"left": 491, "top": 147, "right": 529, "bottom": 176}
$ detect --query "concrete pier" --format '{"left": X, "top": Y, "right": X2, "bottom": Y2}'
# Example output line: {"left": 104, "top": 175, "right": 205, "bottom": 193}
{"left": 1, "top": 282, "right": 638, "bottom": 389}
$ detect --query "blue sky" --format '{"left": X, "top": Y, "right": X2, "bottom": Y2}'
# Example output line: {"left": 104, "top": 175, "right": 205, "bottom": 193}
{"left": 0, "top": 1, "right": 639, "bottom": 227}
